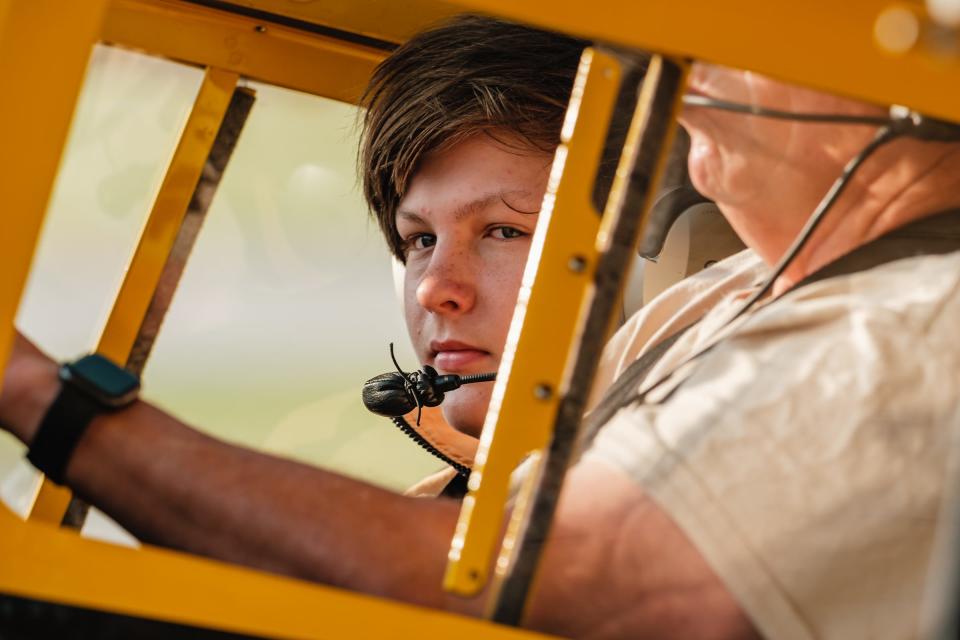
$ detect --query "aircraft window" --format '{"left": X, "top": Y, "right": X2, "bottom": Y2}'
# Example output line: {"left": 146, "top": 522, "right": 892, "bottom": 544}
{"left": 139, "top": 79, "right": 437, "bottom": 491}
{"left": 0, "top": 45, "right": 440, "bottom": 544}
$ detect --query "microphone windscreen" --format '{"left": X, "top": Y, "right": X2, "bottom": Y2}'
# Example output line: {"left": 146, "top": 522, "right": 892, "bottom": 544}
{"left": 362, "top": 371, "right": 417, "bottom": 417}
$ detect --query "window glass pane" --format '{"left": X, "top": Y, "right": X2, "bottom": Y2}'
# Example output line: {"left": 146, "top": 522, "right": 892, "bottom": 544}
{"left": 141, "top": 81, "right": 439, "bottom": 491}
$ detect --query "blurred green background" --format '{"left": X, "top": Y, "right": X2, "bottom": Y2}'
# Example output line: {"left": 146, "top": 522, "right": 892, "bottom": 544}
{"left": 0, "top": 44, "right": 442, "bottom": 544}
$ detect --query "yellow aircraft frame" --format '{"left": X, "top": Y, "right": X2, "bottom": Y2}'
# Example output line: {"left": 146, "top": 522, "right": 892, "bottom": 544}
{"left": 0, "top": 0, "right": 956, "bottom": 636}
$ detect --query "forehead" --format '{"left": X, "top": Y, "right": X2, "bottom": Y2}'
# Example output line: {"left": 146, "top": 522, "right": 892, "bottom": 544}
{"left": 398, "top": 134, "right": 551, "bottom": 216}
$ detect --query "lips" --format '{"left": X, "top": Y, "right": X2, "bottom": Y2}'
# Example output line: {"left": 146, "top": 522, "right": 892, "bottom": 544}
{"left": 430, "top": 339, "right": 491, "bottom": 372}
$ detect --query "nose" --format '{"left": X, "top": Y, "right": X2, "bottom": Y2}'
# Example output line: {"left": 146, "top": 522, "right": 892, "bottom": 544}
{"left": 415, "top": 244, "right": 477, "bottom": 316}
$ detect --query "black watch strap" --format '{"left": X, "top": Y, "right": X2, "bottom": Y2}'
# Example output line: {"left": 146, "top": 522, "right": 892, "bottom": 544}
{"left": 27, "top": 382, "right": 101, "bottom": 485}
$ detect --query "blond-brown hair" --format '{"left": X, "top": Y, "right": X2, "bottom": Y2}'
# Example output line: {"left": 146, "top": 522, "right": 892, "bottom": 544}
{"left": 359, "top": 15, "right": 589, "bottom": 261}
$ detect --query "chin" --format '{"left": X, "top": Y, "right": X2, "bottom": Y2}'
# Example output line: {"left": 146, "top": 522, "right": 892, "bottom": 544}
{"left": 442, "top": 405, "right": 484, "bottom": 438}
{"left": 442, "top": 387, "right": 490, "bottom": 439}
{"left": 686, "top": 131, "right": 723, "bottom": 200}
{"left": 687, "top": 131, "right": 756, "bottom": 209}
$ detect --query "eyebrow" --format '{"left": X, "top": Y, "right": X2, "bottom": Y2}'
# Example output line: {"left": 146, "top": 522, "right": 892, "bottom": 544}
{"left": 397, "top": 189, "right": 537, "bottom": 223}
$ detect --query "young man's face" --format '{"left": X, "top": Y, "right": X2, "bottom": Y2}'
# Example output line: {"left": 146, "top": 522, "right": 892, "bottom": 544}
{"left": 396, "top": 134, "right": 552, "bottom": 437}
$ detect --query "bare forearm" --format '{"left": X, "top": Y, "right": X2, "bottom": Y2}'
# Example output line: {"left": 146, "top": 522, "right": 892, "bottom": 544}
{"left": 0, "top": 342, "right": 460, "bottom": 607}
{"left": 68, "top": 403, "right": 459, "bottom": 604}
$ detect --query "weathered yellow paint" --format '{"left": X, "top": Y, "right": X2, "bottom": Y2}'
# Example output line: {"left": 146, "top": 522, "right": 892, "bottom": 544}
{"left": 102, "top": 0, "right": 387, "bottom": 104}
{"left": 0, "top": 0, "right": 107, "bottom": 393}
{"left": 444, "top": 48, "right": 624, "bottom": 596}
{"left": 459, "top": 0, "right": 960, "bottom": 123}
{"left": 0, "top": 502, "right": 552, "bottom": 639}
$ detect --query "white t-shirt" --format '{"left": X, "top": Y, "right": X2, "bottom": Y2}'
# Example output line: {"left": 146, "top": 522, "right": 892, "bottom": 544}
{"left": 585, "top": 248, "right": 960, "bottom": 639}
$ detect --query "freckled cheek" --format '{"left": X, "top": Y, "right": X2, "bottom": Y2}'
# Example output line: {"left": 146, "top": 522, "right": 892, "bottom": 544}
{"left": 478, "top": 249, "right": 529, "bottom": 343}
{"left": 482, "top": 240, "right": 527, "bottom": 283}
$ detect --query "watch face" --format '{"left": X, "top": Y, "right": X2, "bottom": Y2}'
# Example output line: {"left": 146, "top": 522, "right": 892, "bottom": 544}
{"left": 63, "top": 354, "right": 140, "bottom": 406}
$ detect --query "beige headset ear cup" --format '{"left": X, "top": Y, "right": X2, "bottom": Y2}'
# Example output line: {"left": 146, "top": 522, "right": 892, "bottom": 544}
{"left": 620, "top": 252, "right": 646, "bottom": 325}
{"left": 622, "top": 203, "right": 745, "bottom": 318}
{"left": 391, "top": 258, "right": 406, "bottom": 309}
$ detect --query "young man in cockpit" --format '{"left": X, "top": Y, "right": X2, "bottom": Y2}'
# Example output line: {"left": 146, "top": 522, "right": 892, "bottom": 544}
{"left": 357, "top": 17, "right": 586, "bottom": 490}
{"left": 360, "top": 16, "right": 590, "bottom": 440}
{"left": 359, "top": 18, "right": 648, "bottom": 496}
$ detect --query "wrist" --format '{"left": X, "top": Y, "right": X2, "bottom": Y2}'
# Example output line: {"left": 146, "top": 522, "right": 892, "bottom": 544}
{"left": 25, "top": 354, "right": 140, "bottom": 484}
{"left": 0, "top": 354, "right": 59, "bottom": 446}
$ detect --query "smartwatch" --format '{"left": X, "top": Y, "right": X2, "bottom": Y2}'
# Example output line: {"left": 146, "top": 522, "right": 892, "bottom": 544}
{"left": 26, "top": 354, "right": 140, "bottom": 484}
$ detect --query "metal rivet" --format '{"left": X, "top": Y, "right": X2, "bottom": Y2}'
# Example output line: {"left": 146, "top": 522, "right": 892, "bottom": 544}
{"left": 568, "top": 255, "right": 587, "bottom": 273}
{"left": 534, "top": 383, "right": 553, "bottom": 400}
{"left": 874, "top": 6, "right": 920, "bottom": 55}
{"left": 254, "top": 24, "right": 267, "bottom": 33}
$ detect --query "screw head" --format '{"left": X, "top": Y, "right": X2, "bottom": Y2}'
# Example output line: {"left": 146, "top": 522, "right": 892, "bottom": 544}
{"left": 568, "top": 255, "right": 588, "bottom": 273}
{"left": 534, "top": 383, "right": 553, "bottom": 400}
